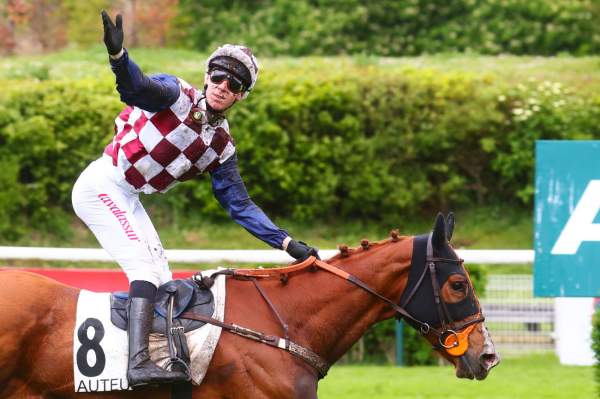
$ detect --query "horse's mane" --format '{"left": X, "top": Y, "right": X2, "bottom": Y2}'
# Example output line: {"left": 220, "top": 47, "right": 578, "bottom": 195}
{"left": 326, "top": 229, "right": 405, "bottom": 264}
{"left": 236, "top": 230, "right": 407, "bottom": 276}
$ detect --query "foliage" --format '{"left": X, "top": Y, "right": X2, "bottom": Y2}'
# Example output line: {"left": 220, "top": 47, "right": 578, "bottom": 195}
{"left": 0, "top": 0, "right": 67, "bottom": 53}
{"left": 4, "top": 1, "right": 600, "bottom": 56}
{"left": 1, "top": 0, "right": 179, "bottom": 54}
{"left": 177, "top": 0, "right": 600, "bottom": 56}
{"left": 1, "top": 57, "right": 599, "bottom": 241}
{"left": 0, "top": 79, "right": 120, "bottom": 238}
{"left": 593, "top": 306, "right": 600, "bottom": 395}
{"left": 63, "top": 0, "right": 111, "bottom": 47}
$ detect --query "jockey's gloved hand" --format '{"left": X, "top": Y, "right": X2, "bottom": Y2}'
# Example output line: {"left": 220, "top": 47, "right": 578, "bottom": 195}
{"left": 286, "top": 239, "right": 320, "bottom": 261}
{"left": 101, "top": 10, "right": 124, "bottom": 56}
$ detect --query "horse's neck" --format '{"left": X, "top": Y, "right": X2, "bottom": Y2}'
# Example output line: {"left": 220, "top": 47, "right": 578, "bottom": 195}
{"left": 269, "top": 237, "right": 413, "bottom": 364}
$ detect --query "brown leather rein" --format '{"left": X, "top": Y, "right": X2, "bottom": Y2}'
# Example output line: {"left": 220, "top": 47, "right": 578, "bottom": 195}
{"left": 182, "top": 238, "right": 484, "bottom": 378}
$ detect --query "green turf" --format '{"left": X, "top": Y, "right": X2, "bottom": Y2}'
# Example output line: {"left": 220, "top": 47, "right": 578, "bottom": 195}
{"left": 318, "top": 354, "right": 595, "bottom": 399}
{"left": 1, "top": 205, "right": 532, "bottom": 250}
{"left": 3, "top": 48, "right": 600, "bottom": 95}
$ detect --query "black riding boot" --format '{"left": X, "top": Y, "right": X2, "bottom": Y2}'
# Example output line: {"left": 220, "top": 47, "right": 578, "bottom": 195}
{"left": 127, "top": 297, "right": 189, "bottom": 387}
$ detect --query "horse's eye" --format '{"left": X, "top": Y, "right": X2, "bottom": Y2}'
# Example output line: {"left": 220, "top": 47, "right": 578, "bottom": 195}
{"left": 451, "top": 281, "right": 466, "bottom": 292}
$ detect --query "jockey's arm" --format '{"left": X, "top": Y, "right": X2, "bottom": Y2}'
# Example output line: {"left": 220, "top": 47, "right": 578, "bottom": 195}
{"left": 109, "top": 48, "right": 180, "bottom": 112}
{"left": 210, "top": 155, "right": 291, "bottom": 250}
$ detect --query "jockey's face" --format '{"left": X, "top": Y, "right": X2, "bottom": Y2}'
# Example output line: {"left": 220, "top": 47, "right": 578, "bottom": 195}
{"left": 205, "top": 72, "right": 244, "bottom": 111}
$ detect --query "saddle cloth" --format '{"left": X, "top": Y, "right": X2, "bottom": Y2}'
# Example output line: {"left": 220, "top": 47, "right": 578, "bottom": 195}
{"left": 72, "top": 271, "right": 226, "bottom": 392}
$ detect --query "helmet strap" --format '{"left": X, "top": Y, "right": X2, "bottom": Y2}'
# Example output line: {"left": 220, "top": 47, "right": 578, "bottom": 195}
{"left": 200, "top": 90, "right": 231, "bottom": 125}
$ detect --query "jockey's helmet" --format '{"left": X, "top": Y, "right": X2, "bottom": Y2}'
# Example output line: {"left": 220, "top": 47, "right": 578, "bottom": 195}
{"left": 206, "top": 44, "right": 259, "bottom": 99}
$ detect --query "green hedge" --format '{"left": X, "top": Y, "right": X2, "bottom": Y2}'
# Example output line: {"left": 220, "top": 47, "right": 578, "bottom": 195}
{"left": 1, "top": 63, "right": 600, "bottom": 240}
{"left": 177, "top": 0, "right": 600, "bottom": 56}
{"left": 0, "top": 79, "right": 121, "bottom": 239}
{"left": 593, "top": 307, "right": 600, "bottom": 393}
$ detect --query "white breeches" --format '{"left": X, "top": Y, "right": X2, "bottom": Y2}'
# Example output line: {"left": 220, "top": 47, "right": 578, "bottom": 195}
{"left": 72, "top": 155, "right": 172, "bottom": 287}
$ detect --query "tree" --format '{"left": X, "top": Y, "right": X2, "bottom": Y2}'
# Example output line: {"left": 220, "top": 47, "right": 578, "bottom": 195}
{"left": 63, "top": 0, "right": 111, "bottom": 47}
{"left": 0, "top": 0, "right": 30, "bottom": 54}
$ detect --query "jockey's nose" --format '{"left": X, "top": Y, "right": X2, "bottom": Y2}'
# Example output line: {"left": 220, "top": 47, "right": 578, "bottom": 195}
{"left": 216, "top": 79, "right": 231, "bottom": 93}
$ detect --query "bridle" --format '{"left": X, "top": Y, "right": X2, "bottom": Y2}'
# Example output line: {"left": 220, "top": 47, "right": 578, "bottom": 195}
{"left": 397, "top": 233, "right": 485, "bottom": 355}
{"left": 186, "top": 233, "right": 485, "bottom": 378}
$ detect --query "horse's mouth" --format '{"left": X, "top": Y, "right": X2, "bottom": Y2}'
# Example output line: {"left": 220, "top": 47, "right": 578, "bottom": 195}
{"left": 456, "top": 365, "right": 487, "bottom": 380}
{"left": 456, "top": 352, "right": 499, "bottom": 380}
{"left": 456, "top": 367, "right": 477, "bottom": 380}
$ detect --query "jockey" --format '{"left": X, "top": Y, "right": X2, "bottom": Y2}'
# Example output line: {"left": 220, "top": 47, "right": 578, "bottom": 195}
{"left": 72, "top": 11, "right": 319, "bottom": 388}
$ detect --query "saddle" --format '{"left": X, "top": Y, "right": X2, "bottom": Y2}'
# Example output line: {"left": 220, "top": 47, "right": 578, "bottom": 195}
{"left": 110, "top": 279, "right": 215, "bottom": 334}
{"left": 110, "top": 278, "right": 215, "bottom": 377}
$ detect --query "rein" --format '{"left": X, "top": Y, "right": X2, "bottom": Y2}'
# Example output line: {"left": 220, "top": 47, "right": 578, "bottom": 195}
{"left": 183, "top": 235, "right": 484, "bottom": 378}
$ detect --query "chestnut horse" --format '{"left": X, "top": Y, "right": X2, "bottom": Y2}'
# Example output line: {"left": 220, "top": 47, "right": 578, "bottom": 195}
{"left": 0, "top": 214, "right": 499, "bottom": 398}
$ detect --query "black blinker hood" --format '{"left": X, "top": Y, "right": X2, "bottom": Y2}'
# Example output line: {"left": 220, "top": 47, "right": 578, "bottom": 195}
{"left": 398, "top": 234, "right": 479, "bottom": 330}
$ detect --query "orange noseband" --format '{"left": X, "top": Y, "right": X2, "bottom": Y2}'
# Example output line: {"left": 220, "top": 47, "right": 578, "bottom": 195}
{"left": 442, "top": 323, "right": 478, "bottom": 356}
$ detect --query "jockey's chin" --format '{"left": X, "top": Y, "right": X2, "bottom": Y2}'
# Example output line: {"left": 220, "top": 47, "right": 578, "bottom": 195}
{"left": 206, "top": 91, "right": 235, "bottom": 111}
{"left": 205, "top": 80, "right": 242, "bottom": 111}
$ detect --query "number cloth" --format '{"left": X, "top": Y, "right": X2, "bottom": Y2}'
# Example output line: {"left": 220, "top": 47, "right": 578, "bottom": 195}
{"left": 72, "top": 272, "right": 226, "bottom": 392}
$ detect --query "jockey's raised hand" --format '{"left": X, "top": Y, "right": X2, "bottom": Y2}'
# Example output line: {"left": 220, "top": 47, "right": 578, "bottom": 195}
{"left": 286, "top": 239, "right": 320, "bottom": 261}
{"left": 101, "top": 10, "right": 124, "bottom": 57}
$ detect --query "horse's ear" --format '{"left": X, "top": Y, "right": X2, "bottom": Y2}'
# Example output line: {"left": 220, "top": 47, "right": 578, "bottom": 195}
{"left": 446, "top": 212, "right": 455, "bottom": 242}
{"left": 432, "top": 212, "right": 447, "bottom": 249}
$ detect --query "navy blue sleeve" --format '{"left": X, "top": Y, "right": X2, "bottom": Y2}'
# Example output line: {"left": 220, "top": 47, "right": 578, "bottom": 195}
{"left": 109, "top": 49, "right": 180, "bottom": 112}
{"left": 210, "top": 155, "right": 289, "bottom": 249}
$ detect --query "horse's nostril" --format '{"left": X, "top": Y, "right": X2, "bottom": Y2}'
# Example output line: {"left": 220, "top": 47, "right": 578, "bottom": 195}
{"left": 480, "top": 352, "right": 500, "bottom": 370}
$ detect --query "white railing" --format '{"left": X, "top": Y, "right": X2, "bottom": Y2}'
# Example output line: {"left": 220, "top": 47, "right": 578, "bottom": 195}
{"left": 0, "top": 246, "right": 534, "bottom": 264}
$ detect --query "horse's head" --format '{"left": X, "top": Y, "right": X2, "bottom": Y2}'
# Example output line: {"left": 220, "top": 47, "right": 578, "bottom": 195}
{"left": 399, "top": 213, "right": 500, "bottom": 380}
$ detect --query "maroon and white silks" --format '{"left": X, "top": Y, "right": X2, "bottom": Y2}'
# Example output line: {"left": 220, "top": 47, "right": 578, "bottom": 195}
{"left": 104, "top": 78, "right": 235, "bottom": 194}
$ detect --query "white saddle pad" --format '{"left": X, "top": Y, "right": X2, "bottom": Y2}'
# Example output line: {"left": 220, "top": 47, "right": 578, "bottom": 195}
{"left": 73, "top": 272, "right": 225, "bottom": 392}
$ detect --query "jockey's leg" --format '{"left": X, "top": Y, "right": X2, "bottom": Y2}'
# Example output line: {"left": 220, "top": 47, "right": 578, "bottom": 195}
{"left": 130, "top": 198, "right": 173, "bottom": 286}
{"left": 72, "top": 157, "right": 168, "bottom": 286}
{"left": 71, "top": 156, "right": 188, "bottom": 386}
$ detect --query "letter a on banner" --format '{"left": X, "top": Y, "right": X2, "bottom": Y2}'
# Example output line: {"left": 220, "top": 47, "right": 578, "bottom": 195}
{"left": 534, "top": 140, "right": 600, "bottom": 297}
{"left": 551, "top": 180, "right": 600, "bottom": 255}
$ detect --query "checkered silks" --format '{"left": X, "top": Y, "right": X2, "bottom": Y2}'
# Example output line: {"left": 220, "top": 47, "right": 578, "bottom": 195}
{"left": 104, "top": 78, "right": 235, "bottom": 194}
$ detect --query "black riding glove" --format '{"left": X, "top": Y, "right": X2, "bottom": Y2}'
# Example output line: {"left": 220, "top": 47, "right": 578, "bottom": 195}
{"left": 286, "top": 239, "right": 320, "bottom": 261}
{"left": 101, "top": 10, "right": 124, "bottom": 56}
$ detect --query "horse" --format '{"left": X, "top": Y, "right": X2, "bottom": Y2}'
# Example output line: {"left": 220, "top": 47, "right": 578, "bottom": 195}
{"left": 0, "top": 213, "right": 499, "bottom": 398}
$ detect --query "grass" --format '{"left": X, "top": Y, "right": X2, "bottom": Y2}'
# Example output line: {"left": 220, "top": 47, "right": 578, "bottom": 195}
{"left": 318, "top": 354, "right": 595, "bottom": 399}
{"left": 2, "top": 47, "right": 600, "bottom": 95}
{"left": 2, "top": 205, "right": 533, "bottom": 250}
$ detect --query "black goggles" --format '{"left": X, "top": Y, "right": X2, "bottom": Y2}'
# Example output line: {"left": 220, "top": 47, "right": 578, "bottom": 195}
{"left": 208, "top": 69, "right": 247, "bottom": 94}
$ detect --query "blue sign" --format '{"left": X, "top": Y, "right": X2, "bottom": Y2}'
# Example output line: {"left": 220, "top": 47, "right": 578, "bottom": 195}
{"left": 534, "top": 140, "right": 600, "bottom": 297}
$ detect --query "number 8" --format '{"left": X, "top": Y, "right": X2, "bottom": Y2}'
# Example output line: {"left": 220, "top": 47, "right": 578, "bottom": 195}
{"left": 76, "top": 318, "right": 106, "bottom": 377}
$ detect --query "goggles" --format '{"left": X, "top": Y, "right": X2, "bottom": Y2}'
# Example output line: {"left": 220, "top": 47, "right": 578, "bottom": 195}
{"left": 209, "top": 69, "right": 247, "bottom": 94}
